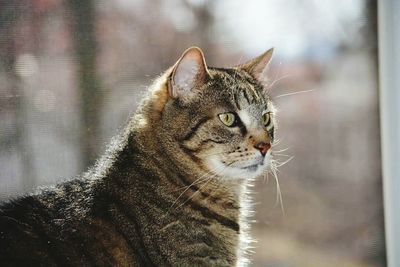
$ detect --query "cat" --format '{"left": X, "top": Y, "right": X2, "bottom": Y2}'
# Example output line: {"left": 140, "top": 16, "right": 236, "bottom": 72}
{"left": 0, "top": 46, "right": 276, "bottom": 266}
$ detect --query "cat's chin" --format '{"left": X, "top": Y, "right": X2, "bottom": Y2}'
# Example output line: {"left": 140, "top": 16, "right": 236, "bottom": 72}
{"left": 205, "top": 155, "right": 270, "bottom": 181}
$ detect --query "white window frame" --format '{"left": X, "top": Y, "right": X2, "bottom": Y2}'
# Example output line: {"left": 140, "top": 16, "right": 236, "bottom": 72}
{"left": 378, "top": 1, "right": 400, "bottom": 266}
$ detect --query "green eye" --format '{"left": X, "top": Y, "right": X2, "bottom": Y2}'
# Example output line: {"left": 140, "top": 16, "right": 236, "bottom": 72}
{"left": 262, "top": 112, "right": 272, "bottom": 127}
{"left": 218, "top": 112, "right": 236, "bottom": 127}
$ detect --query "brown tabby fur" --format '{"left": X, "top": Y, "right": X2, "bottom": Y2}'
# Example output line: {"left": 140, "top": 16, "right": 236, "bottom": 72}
{"left": 0, "top": 47, "right": 276, "bottom": 266}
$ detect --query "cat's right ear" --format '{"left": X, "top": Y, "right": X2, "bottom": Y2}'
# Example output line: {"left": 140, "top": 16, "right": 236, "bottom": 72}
{"left": 168, "top": 47, "right": 209, "bottom": 102}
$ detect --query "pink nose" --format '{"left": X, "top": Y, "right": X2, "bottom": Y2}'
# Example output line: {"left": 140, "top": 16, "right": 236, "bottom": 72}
{"left": 254, "top": 142, "right": 271, "bottom": 156}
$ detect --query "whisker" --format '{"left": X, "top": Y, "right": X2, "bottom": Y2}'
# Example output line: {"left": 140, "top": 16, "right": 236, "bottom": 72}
{"left": 275, "top": 89, "right": 315, "bottom": 99}
{"left": 263, "top": 171, "right": 270, "bottom": 184}
{"left": 168, "top": 165, "right": 224, "bottom": 209}
{"left": 168, "top": 175, "right": 213, "bottom": 192}
{"left": 175, "top": 161, "right": 237, "bottom": 210}
{"left": 170, "top": 155, "right": 234, "bottom": 204}
{"left": 273, "top": 153, "right": 292, "bottom": 158}
{"left": 274, "top": 156, "right": 294, "bottom": 168}
{"left": 270, "top": 165, "right": 285, "bottom": 216}
{"left": 271, "top": 138, "right": 283, "bottom": 146}
{"left": 267, "top": 74, "right": 291, "bottom": 89}
{"left": 265, "top": 61, "right": 283, "bottom": 94}
{"left": 272, "top": 147, "right": 290, "bottom": 153}
{"left": 174, "top": 176, "right": 214, "bottom": 210}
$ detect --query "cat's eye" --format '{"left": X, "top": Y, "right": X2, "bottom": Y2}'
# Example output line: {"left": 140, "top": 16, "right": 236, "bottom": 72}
{"left": 262, "top": 112, "right": 272, "bottom": 127}
{"left": 218, "top": 112, "right": 237, "bottom": 127}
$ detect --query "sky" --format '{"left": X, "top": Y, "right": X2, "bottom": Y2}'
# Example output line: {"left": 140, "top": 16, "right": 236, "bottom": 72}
{"left": 213, "top": 0, "right": 363, "bottom": 58}
{"left": 114, "top": 0, "right": 364, "bottom": 59}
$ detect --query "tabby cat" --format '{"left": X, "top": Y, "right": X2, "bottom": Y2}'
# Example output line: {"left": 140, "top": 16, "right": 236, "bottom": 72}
{"left": 0, "top": 47, "right": 276, "bottom": 266}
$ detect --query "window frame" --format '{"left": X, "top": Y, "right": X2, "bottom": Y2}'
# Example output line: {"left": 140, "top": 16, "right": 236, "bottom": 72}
{"left": 378, "top": 1, "right": 400, "bottom": 266}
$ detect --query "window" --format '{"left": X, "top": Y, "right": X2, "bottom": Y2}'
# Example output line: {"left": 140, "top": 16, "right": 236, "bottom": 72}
{"left": 0, "top": 1, "right": 389, "bottom": 266}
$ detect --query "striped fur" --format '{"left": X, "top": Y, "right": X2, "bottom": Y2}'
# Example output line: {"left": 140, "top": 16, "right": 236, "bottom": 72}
{"left": 0, "top": 47, "right": 275, "bottom": 266}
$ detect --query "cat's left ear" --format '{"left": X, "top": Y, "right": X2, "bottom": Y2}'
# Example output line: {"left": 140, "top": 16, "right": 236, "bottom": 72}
{"left": 168, "top": 47, "right": 209, "bottom": 102}
{"left": 237, "top": 48, "right": 274, "bottom": 84}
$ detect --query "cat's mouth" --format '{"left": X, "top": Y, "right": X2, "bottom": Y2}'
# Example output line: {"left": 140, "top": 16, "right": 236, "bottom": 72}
{"left": 226, "top": 160, "right": 266, "bottom": 179}
{"left": 205, "top": 156, "right": 268, "bottom": 180}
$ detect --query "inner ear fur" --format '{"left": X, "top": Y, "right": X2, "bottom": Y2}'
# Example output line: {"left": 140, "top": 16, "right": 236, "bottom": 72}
{"left": 168, "top": 47, "right": 209, "bottom": 101}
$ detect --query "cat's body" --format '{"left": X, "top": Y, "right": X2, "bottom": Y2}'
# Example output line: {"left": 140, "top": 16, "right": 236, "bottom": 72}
{"left": 0, "top": 129, "right": 239, "bottom": 266}
{"left": 0, "top": 47, "right": 276, "bottom": 266}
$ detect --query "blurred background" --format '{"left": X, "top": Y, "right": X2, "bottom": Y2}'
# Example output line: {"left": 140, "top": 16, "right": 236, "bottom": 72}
{"left": 0, "top": 0, "right": 385, "bottom": 266}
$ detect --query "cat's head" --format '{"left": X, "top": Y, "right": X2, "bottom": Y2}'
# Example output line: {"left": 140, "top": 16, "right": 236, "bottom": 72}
{"left": 149, "top": 47, "right": 275, "bottom": 180}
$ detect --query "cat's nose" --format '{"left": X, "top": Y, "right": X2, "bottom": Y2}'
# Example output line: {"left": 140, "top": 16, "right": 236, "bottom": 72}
{"left": 254, "top": 142, "right": 271, "bottom": 157}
